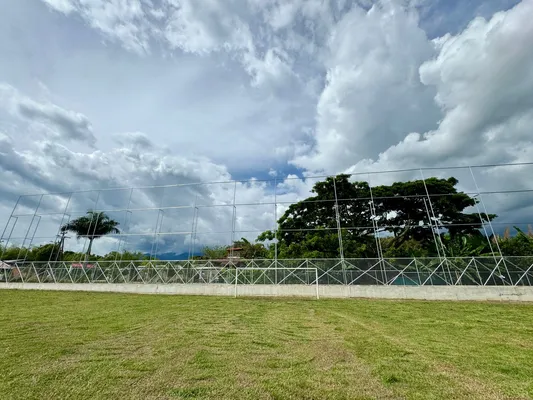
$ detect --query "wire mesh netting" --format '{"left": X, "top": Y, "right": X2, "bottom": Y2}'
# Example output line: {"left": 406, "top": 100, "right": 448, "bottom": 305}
{"left": 1, "top": 257, "right": 532, "bottom": 286}
{"left": 2, "top": 163, "right": 533, "bottom": 287}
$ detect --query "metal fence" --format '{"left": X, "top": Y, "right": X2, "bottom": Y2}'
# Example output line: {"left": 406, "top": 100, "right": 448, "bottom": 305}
{"left": 1, "top": 257, "right": 533, "bottom": 286}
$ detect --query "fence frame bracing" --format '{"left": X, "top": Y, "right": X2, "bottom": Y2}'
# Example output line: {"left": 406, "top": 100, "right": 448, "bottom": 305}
{"left": 1, "top": 257, "right": 533, "bottom": 287}
{"left": 2, "top": 162, "right": 533, "bottom": 288}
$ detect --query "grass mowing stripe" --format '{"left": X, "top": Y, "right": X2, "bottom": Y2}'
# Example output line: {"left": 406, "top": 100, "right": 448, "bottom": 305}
{"left": 1, "top": 291, "right": 532, "bottom": 399}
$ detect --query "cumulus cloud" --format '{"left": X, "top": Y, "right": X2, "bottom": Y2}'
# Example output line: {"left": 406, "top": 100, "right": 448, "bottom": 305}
{"left": 3, "top": 0, "right": 533, "bottom": 256}
{"left": 0, "top": 84, "right": 97, "bottom": 146}
{"left": 348, "top": 0, "right": 533, "bottom": 173}
{"left": 38, "top": 0, "right": 328, "bottom": 92}
{"left": 113, "top": 132, "right": 153, "bottom": 149}
{"left": 292, "top": 1, "right": 441, "bottom": 172}
{"left": 42, "top": 0, "right": 152, "bottom": 54}
{"left": 1, "top": 119, "right": 311, "bottom": 255}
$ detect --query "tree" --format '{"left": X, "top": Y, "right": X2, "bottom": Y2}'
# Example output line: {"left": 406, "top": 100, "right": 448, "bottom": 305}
{"left": 372, "top": 177, "right": 496, "bottom": 247}
{"left": 258, "top": 175, "right": 495, "bottom": 259}
{"left": 232, "top": 238, "right": 268, "bottom": 259}
{"left": 499, "top": 227, "right": 533, "bottom": 256}
{"left": 31, "top": 243, "right": 61, "bottom": 262}
{"left": 259, "top": 175, "right": 377, "bottom": 258}
{"left": 193, "top": 245, "right": 226, "bottom": 260}
{"left": 62, "top": 211, "right": 120, "bottom": 261}
{"left": 196, "top": 238, "right": 268, "bottom": 260}
{"left": 0, "top": 245, "right": 25, "bottom": 261}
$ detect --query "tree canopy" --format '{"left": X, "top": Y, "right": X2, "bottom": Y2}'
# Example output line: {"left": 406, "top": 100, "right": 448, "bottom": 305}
{"left": 62, "top": 211, "right": 120, "bottom": 257}
{"left": 257, "top": 175, "right": 497, "bottom": 258}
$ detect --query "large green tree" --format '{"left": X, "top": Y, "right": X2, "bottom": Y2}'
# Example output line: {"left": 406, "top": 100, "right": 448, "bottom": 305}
{"left": 258, "top": 175, "right": 496, "bottom": 258}
{"left": 372, "top": 177, "right": 496, "bottom": 250}
{"left": 258, "top": 175, "right": 376, "bottom": 258}
{"left": 62, "top": 211, "right": 120, "bottom": 260}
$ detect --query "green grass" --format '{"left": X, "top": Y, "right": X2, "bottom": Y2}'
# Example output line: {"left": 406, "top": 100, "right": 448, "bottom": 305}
{"left": 1, "top": 291, "right": 533, "bottom": 399}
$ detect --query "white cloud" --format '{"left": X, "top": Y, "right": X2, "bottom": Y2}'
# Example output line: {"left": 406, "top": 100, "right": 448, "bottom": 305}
{"left": 42, "top": 0, "right": 75, "bottom": 14}
{"left": 348, "top": 0, "right": 533, "bottom": 172}
{"left": 113, "top": 131, "right": 153, "bottom": 149}
{"left": 293, "top": 1, "right": 440, "bottom": 172}
{"left": 1, "top": 109, "right": 313, "bottom": 255}
{"left": 42, "top": 0, "right": 152, "bottom": 54}
{"left": 2, "top": 0, "right": 533, "bottom": 256}
{"left": 0, "top": 84, "right": 97, "bottom": 147}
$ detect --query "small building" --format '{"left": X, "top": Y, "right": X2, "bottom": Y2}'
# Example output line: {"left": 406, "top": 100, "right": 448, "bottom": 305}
{"left": 226, "top": 247, "right": 243, "bottom": 260}
{"left": 0, "top": 260, "right": 22, "bottom": 280}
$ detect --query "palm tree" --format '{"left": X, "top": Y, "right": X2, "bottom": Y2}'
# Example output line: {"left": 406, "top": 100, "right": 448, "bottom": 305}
{"left": 62, "top": 211, "right": 120, "bottom": 261}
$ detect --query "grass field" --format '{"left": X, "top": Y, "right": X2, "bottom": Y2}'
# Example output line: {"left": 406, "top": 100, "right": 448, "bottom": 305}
{"left": 1, "top": 291, "right": 532, "bottom": 400}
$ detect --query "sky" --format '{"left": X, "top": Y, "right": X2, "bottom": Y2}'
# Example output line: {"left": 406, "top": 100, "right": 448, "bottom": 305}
{"left": 1, "top": 0, "right": 533, "bottom": 256}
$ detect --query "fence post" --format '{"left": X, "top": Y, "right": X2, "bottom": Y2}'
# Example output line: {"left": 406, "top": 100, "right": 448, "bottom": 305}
{"left": 315, "top": 268, "right": 319, "bottom": 300}
{"left": 234, "top": 268, "right": 239, "bottom": 298}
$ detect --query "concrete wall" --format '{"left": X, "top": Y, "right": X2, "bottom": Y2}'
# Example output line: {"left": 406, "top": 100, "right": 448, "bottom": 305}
{"left": 2, "top": 283, "right": 533, "bottom": 301}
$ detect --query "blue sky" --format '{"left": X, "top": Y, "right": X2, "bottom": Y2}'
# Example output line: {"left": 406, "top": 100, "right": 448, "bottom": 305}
{"left": 418, "top": 0, "right": 521, "bottom": 38}
{"left": 1, "top": 0, "right": 533, "bottom": 255}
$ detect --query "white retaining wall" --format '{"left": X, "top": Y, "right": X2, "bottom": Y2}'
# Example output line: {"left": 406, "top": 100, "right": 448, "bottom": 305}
{"left": 2, "top": 283, "right": 533, "bottom": 301}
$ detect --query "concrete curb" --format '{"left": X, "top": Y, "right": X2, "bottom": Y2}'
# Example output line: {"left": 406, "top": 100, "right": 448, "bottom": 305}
{"left": 2, "top": 283, "right": 533, "bottom": 301}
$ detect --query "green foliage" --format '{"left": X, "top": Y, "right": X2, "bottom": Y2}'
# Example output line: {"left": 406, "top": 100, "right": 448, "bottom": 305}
{"left": 31, "top": 243, "right": 61, "bottom": 261}
{"left": 62, "top": 211, "right": 120, "bottom": 256}
{"left": 373, "top": 177, "right": 495, "bottom": 245}
{"left": 196, "top": 246, "right": 227, "bottom": 260}
{"left": 101, "top": 251, "right": 150, "bottom": 261}
{"left": 197, "top": 238, "right": 268, "bottom": 260}
{"left": 498, "top": 227, "right": 533, "bottom": 256}
{"left": 0, "top": 244, "right": 150, "bottom": 263}
{"left": 0, "top": 245, "right": 25, "bottom": 260}
{"left": 382, "top": 238, "right": 429, "bottom": 258}
{"left": 259, "top": 175, "right": 495, "bottom": 259}
{"left": 0, "top": 243, "right": 61, "bottom": 262}
{"left": 232, "top": 238, "right": 268, "bottom": 259}
{"left": 441, "top": 234, "right": 495, "bottom": 257}
{"left": 62, "top": 211, "right": 121, "bottom": 240}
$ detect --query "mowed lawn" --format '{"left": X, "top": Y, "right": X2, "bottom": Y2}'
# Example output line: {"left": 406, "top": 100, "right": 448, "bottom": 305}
{"left": 1, "top": 291, "right": 532, "bottom": 400}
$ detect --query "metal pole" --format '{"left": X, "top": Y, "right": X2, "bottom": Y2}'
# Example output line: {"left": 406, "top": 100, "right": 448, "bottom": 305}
{"left": 469, "top": 166, "right": 509, "bottom": 280}
{"left": 117, "top": 210, "right": 132, "bottom": 266}
{"left": 368, "top": 173, "right": 386, "bottom": 282}
{"left": 0, "top": 196, "right": 21, "bottom": 260}
{"left": 420, "top": 170, "right": 447, "bottom": 258}
{"left": 86, "top": 209, "right": 103, "bottom": 264}
{"left": 188, "top": 195, "right": 198, "bottom": 260}
{"left": 155, "top": 210, "right": 165, "bottom": 261}
{"left": 230, "top": 181, "right": 237, "bottom": 259}
{"left": 152, "top": 210, "right": 165, "bottom": 261}
{"left": 315, "top": 268, "right": 319, "bottom": 300}
{"left": 274, "top": 178, "right": 278, "bottom": 262}
{"left": 17, "top": 195, "right": 44, "bottom": 262}
{"left": 234, "top": 268, "right": 239, "bottom": 297}
{"left": 471, "top": 193, "right": 497, "bottom": 256}
{"left": 0, "top": 217, "right": 18, "bottom": 261}
{"left": 80, "top": 191, "right": 101, "bottom": 263}
{"left": 115, "top": 188, "right": 134, "bottom": 262}
{"left": 49, "top": 193, "right": 73, "bottom": 263}
{"left": 274, "top": 177, "right": 278, "bottom": 283}
{"left": 151, "top": 187, "right": 166, "bottom": 261}
{"left": 423, "top": 198, "right": 442, "bottom": 260}
{"left": 54, "top": 215, "right": 71, "bottom": 262}
{"left": 332, "top": 177, "right": 346, "bottom": 284}
{"left": 469, "top": 167, "right": 506, "bottom": 258}
{"left": 191, "top": 205, "right": 199, "bottom": 262}
{"left": 21, "top": 216, "right": 41, "bottom": 265}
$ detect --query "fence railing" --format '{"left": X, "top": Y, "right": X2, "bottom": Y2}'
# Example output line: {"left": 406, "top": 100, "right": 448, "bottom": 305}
{"left": 1, "top": 257, "right": 533, "bottom": 286}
